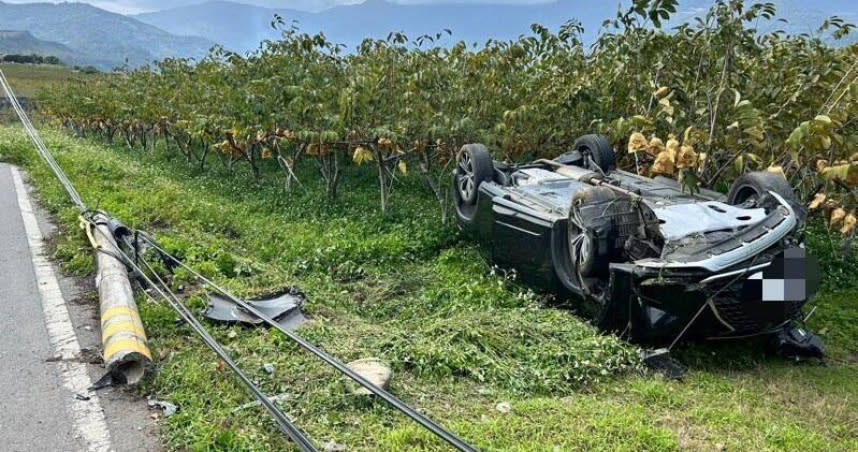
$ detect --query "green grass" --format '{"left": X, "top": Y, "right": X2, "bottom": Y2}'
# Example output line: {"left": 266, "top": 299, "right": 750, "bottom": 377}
{"left": 0, "top": 63, "right": 82, "bottom": 98}
{"left": 1, "top": 125, "right": 857, "bottom": 451}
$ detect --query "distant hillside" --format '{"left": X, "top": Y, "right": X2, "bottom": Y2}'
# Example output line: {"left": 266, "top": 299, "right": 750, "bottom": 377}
{"left": 0, "top": 30, "right": 83, "bottom": 64}
{"left": 137, "top": 1, "right": 299, "bottom": 52}
{"left": 136, "top": 0, "right": 858, "bottom": 54}
{"left": 0, "top": 1, "right": 217, "bottom": 70}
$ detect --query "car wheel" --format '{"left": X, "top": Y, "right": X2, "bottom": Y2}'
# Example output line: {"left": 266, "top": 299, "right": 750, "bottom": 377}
{"left": 727, "top": 171, "right": 795, "bottom": 205}
{"left": 568, "top": 215, "right": 598, "bottom": 277}
{"left": 455, "top": 144, "right": 494, "bottom": 205}
{"left": 573, "top": 134, "right": 616, "bottom": 173}
{"left": 727, "top": 171, "right": 801, "bottom": 211}
{"left": 568, "top": 186, "right": 615, "bottom": 278}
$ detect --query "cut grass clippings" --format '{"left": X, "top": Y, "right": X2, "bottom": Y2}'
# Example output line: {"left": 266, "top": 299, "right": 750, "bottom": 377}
{"left": 1, "top": 125, "right": 856, "bottom": 451}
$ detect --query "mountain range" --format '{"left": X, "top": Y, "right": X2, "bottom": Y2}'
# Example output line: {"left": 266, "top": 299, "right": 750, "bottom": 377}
{"left": 0, "top": 30, "right": 84, "bottom": 63}
{"left": 0, "top": 0, "right": 855, "bottom": 70}
{"left": 0, "top": 1, "right": 215, "bottom": 69}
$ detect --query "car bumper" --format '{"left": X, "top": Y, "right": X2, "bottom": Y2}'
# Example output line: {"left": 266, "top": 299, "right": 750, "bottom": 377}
{"left": 611, "top": 247, "right": 820, "bottom": 340}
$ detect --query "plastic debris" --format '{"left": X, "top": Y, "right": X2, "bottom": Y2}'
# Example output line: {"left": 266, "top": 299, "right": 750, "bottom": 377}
{"left": 495, "top": 402, "right": 511, "bottom": 414}
{"left": 323, "top": 441, "right": 347, "bottom": 452}
{"left": 147, "top": 396, "right": 177, "bottom": 417}
{"left": 203, "top": 289, "right": 307, "bottom": 330}
{"left": 345, "top": 358, "right": 392, "bottom": 395}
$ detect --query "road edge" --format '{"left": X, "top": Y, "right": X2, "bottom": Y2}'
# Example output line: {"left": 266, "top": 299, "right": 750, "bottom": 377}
{"left": 12, "top": 166, "right": 114, "bottom": 452}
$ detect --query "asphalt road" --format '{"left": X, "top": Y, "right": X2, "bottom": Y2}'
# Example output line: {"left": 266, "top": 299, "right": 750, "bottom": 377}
{"left": 0, "top": 163, "right": 160, "bottom": 452}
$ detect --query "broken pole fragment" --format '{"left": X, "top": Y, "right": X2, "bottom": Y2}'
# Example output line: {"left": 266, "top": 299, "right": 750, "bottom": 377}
{"left": 87, "top": 213, "right": 152, "bottom": 385}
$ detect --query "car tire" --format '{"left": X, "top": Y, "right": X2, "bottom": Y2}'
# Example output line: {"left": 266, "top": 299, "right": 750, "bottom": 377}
{"left": 573, "top": 134, "right": 616, "bottom": 173}
{"left": 727, "top": 171, "right": 794, "bottom": 204}
{"left": 455, "top": 144, "right": 494, "bottom": 205}
{"left": 568, "top": 186, "right": 616, "bottom": 277}
{"left": 727, "top": 171, "right": 798, "bottom": 206}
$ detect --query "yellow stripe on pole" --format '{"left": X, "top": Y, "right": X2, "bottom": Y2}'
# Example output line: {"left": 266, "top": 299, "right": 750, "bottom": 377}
{"left": 101, "top": 306, "right": 139, "bottom": 324}
{"left": 102, "top": 305, "right": 148, "bottom": 338}
{"left": 101, "top": 303, "right": 151, "bottom": 361}
{"left": 101, "top": 320, "right": 147, "bottom": 343}
{"left": 104, "top": 336, "right": 152, "bottom": 361}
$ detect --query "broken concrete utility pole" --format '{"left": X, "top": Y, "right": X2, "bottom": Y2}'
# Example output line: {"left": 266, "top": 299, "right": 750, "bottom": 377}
{"left": 86, "top": 213, "right": 152, "bottom": 384}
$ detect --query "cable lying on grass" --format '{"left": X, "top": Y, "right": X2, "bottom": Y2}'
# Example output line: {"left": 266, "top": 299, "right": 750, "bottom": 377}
{"left": 2, "top": 66, "right": 479, "bottom": 452}
{"left": 85, "top": 218, "right": 319, "bottom": 452}
{"left": 132, "top": 227, "right": 478, "bottom": 452}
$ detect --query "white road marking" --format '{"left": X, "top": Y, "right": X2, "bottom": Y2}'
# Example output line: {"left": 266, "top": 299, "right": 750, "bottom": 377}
{"left": 12, "top": 167, "right": 113, "bottom": 452}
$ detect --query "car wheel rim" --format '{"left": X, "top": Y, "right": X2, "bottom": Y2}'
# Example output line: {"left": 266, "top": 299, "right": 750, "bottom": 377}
{"left": 457, "top": 152, "right": 475, "bottom": 200}
{"left": 568, "top": 212, "right": 590, "bottom": 273}
{"left": 579, "top": 233, "right": 591, "bottom": 264}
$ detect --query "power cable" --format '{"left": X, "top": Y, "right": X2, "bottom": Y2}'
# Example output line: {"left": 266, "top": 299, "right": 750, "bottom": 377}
{"left": 0, "top": 69, "right": 85, "bottom": 210}
{"left": 139, "top": 235, "right": 480, "bottom": 452}
{"left": 2, "top": 70, "right": 479, "bottom": 452}
{"left": 85, "top": 221, "right": 319, "bottom": 452}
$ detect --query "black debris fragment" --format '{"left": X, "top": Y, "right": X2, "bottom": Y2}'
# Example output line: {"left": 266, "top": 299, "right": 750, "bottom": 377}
{"left": 768, "top": 325, "right": 825, "bottom": 361}
{"left": 203, "top": 289, "right": 307, "bottom": 330}
{"left": 641, "top": 348, "right": 687, "bottom": 380}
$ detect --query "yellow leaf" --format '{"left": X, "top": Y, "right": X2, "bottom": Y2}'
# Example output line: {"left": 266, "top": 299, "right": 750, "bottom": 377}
{"left": 821, "top": 163, "right": 858, "bottom": 187}
{"left": 830, "top": 208, "right": 846, "bottom": 228}
{"left": 816, "top": 159, "right": 829, "bottom": 173}
{"left": 261, "top": 147, "right": 272, "bottom": 159}
{"left": 666, "top": 137, "right": 680, "bottom": 158}
{"left": 352, "top": 146, "right": 373, "bottom": 165}
{"left": 676, "top": 145, "right": 698, "bottom": 169}
{"left": 809, "top": 193, "right": 826, "bottom": 210}
{"left": 627, "top": 132, "right": 648, "bottom": 153}
{"left": 654, "top": 86, "right": 669, "bottom": 98}
{"left": 647, "top": 137, "right": 665, "bottom": 157}
{"left": 398, "top": 160, "right": 408, "bottom": 176}
{"left": 841, "top": 213, "right": 857, "bottom": 236}
{"left": 766, "top": 165, "right": 786, "bottom": 179}
{"left": 651, "top": 150, "right": 676, "bottom": 176}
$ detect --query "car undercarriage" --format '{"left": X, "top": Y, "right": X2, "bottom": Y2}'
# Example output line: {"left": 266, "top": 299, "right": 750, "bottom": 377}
{"left": 453, "top": 135, "right": 823, "bottom": 360}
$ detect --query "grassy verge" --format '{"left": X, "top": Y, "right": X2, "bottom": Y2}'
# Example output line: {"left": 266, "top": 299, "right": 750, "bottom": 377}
{"left": 1, "top": 126, "right": 856, "bottom": 451}
{"left": 0, "top": 63, "right": 82, "bottom": 98}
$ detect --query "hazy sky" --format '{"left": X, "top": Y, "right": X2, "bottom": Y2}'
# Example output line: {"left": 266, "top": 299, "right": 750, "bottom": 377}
{"left": 3, "top": 0, "right": 554, "bottom": 15}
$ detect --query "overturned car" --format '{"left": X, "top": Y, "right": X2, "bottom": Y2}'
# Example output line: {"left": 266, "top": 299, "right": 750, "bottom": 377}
{"left": 454, "top": 135, "right": 822, "bottom": 357}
